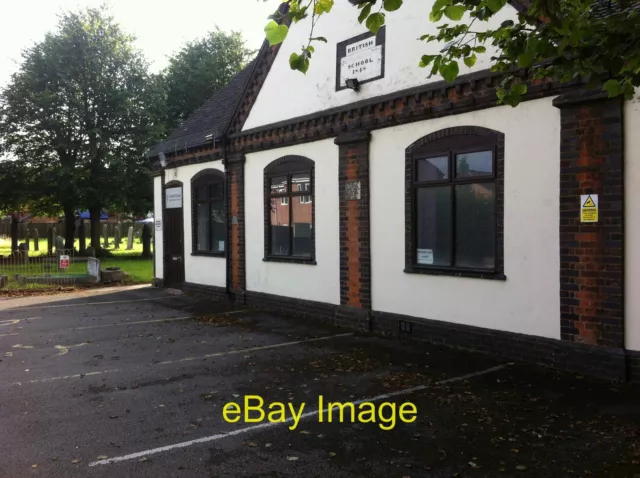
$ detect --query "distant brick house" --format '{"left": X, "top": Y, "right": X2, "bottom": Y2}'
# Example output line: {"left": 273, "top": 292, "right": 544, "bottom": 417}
{"left": 148, "top": 0, "right": 640, "bottom": 382}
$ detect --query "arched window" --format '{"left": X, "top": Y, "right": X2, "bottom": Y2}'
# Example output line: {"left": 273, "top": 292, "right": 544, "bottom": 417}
{"left": 191, "top": 169, "right": 226, "bottom": 256}
{"left": 264, "top": 156, "right": 315, "bottom": 262}
{"left": 405, "top": 127, "right": 504, "bottom": 278}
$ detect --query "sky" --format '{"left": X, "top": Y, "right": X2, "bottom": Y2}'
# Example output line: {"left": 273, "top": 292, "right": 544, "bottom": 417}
{"left": 0, "top": 0, "right": 278, "bottom": 87}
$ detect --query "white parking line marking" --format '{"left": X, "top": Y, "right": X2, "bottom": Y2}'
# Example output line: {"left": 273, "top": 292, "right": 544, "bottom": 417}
{"left": 0, "top": 333, "right": 19, "bottom": 338}
{"left": 156, "top": 333, "right": 353, "bottom": 366}
{"left": 88, "top": 364, "right": 507, "bottom": 467}
{"left": 74, "top": 316, "right": 193, "bottom": 330}
{"left": 13, "top": 369, "right": 122, "bottom": 385}
{"left": 10, "top": 296, "right": 182, "bottom": 311}
{"left": 0, "top": 317, "right": 42, "bottom": 328}
{"left": 10, "top": 332, "right": 353, "bottom": 385}
{"left": 72, "top": 310, "right": 248, "bottom": 331}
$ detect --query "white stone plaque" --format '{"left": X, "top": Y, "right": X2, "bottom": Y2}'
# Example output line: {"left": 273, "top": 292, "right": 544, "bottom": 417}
{"left": 336, "top": 27, "right": 386, "bottom": 91}
{"left": 340, "top": 46, "right": 383, "bottom": 88}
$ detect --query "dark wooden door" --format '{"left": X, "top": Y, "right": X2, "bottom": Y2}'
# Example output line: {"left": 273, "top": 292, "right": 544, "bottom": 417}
{"left": 164, "top": 207, "right": 184, "bottom": 288}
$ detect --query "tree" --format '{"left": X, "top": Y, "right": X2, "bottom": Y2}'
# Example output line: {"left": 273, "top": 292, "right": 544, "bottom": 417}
{"left": 0, "top": 6, "right": 165, "bottom": 254}
{"left": 0, "top": 161, "right": 36, "bottom": 253}
{"left": 263, "top": 0, "right": 640, "bottom": 105}
{"left": 163, "top": 28, "right": 255, "bottom": 130}
{"left": 0, "top": 23, "right": 85, "bottom": 249}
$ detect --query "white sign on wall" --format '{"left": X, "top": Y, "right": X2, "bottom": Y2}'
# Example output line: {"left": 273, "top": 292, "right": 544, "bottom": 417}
{"left": 336, "top": 27, "right": 386, "bottom": 91}
{"left": 417, "top": 249, "right": 434, "bottom": 265}
{"left": 165, "top": 187, "right": 183, "bottom": 209}
{"left": 155, "top": 220, "right": 162, "bottom": 231}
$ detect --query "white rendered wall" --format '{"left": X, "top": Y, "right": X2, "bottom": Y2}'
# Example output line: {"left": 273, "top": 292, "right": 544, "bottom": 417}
{"left": 242, "top": 0, "right": 518, "bottom": 130}
{"left": 153, "top": 175, "right": 163, "bottom": 280}
{"left": 166, "top": 161, "right": 227, "bottom": 289}
{"left": 245, "top": 139, "right": 340, "bottom": 305}
{"left": 625, "top": 91, "right": 640, "bottom": 351}
{"left": 370, "top": 97, "right": 561, "bottom": 339}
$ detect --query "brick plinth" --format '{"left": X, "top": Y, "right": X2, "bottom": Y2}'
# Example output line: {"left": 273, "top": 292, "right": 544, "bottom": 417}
{"left": 335, "top": 131, "right": 372, "bottom": 324}
{"left": 554, "top": 91, "right": 624, "bottom": 348}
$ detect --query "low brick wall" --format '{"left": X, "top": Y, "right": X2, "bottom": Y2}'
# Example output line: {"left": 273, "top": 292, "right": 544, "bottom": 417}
{"left": 157, "top": 280, "right": 639, "bottom": 383}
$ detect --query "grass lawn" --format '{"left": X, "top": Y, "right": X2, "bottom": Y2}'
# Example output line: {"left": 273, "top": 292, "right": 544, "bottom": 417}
{"left": 0, "top": 237, "right": 153, "bottom": 258}
{"left": 100, "top": 258, "right": 154, "bottom": 284}
{"left": 0, "top": 236, "right": 154, "bottom": 289}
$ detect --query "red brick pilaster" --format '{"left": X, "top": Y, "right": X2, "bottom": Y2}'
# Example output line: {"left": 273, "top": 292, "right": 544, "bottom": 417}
{"left": 554, "top": 91, "right": 624, "bottom": 348}
{"left": 225, "top": 154, "right": 246, "bottom": 303}
{"left": 336, "top": 131, "right": 371, "bottom": 314}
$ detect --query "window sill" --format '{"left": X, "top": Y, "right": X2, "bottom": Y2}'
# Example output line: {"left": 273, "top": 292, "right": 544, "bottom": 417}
{"left": 263, "top": 256, "right": 317, "bottom": 265}
{"left": 404, "top": 266, "right": 506, "bottom": 281}
{"left": 191, "top": 251, "right": 225, "bottom": 258}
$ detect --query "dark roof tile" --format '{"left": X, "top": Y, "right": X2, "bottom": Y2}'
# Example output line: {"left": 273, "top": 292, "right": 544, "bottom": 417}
{"left": 147, "top": 61, "right": 255, "bottom": 158}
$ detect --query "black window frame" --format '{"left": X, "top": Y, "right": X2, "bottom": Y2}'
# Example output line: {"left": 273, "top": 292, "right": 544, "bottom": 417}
{"left": 191, "top": 169, "right": 226, "bottom": 258}
{"left": 263, "top": 155, "right": 316, "bottom": 265}
{"left": 405, "top": 127, "right": 505, "bottom": 281}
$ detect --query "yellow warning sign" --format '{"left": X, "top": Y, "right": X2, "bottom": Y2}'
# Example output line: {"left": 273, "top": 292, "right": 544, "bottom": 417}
{"left": 580, "top": 194, "right": 598, "bottom": 223}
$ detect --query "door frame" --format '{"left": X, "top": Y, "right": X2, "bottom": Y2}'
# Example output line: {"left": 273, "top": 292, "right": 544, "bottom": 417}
{"left": 163, "top": 179, "right": 185, "bottom": 288}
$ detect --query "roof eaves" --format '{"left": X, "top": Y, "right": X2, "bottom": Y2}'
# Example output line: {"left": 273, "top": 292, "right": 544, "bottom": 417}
{"left": 147, "top": 62, "right": 256, "bottom": 159}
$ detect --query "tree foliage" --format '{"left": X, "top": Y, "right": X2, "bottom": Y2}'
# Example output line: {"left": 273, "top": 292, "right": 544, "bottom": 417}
{"left": 0, "top": 6, "right": 165, "bottom": 250}
{"left": 163, "top": 28, "right": 255, "bottom": 129}
{"left": 0, "top": 160, "right": 40, "bottom": 251}
{"left": 263, "top": 0, "right": 640, "bottom": 106}
{"left": 0, "top": 161, "right": 33, "bottom": 216}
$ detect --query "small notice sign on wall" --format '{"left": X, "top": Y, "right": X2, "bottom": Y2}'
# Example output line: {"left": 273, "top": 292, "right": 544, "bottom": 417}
{"left": 59, "top": 255, "right": 70, "bottom": 269}
{"left": 155, "top": 220, "right": 162, "bottom": 231}
{"left": 417, "top": 249, "right": 434, "bottom": 265}
{"left": 165, "top": 187, "right": 183, "bottom": 209}
{"left": 580, "top": 194, "right": 598, "bottom": 223}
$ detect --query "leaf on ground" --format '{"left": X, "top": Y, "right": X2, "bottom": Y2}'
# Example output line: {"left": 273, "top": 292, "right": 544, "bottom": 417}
{"left": 97, "top": 455, "right": 108, "bottom": 460}
{"left": 139, "top": 457, "right": 149, "bottom": 463}
{"left": 516, "top": 465, "right": 527, "bottom": 471}
{"left": 329, "top": 452, "right": 336, "bottom": 457}
{"left": 287, "top": 456, "right": 299, "bottom": 461}
{"left": 300, "top": 430, "right": 311, "bottom": 435}
{"left": 71, "top": 459, "right": 81, "bottom": 464}
{"left": 246, "top": 441, "right": 258, "bottom": 447}
{"left": 265, "top": 443, "right": 273, "bottom": 448}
